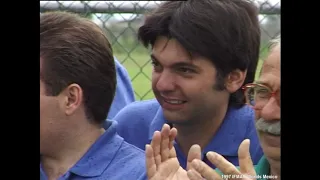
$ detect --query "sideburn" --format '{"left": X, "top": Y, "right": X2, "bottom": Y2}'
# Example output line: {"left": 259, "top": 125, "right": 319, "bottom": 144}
{"left": 213, "top": 71, "right": 226, "bottom": 91}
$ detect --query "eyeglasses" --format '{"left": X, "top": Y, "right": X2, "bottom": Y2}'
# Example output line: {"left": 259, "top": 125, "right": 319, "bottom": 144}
{"left": 242, "top": 83, "right": 280, "bottom": 110}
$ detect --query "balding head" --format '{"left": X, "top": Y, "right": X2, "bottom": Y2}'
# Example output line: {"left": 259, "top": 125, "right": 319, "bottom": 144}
{"left": 259, "top": 35, "right": 280, "bottom": 78}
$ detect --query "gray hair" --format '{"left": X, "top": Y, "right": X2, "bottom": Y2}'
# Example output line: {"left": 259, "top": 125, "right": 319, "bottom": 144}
{"left": 268, "top": 34, "right": 280, "bottom": 52}
{"left": 257, "top": 35, "right": 280, "bottom": 78}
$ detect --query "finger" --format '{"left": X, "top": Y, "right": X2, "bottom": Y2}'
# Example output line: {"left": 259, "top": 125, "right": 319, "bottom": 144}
{"left": 206, "top": 152, "right": 242, "bottom": 179}
{"left": 169, "top": 127, "right": 177, "bottom": 149}
{"left": 187, "top": 144, "right": 202, "bottom": 170}
{"left": 168, "top": 127, "right": 178, "bottom": 158}
{"left": 145, "top": 144, "right": 157, "bottom": 179}
{"left": 187, "top": 169, "right": 205, "bottom": 180}
{"left": 168, "top": 143, "right": 177, "bottom": 158}
{"left": 150, "top": 131, "right": 162, "bottom": 167}
{"left": 160, "top": 124, "right": 171, "bottom": 162}
{"left": 190, "top": 159, "right": 222, "bottom": 180}
{"left": 238, "top": 139, "right": 256, "bottom": 176}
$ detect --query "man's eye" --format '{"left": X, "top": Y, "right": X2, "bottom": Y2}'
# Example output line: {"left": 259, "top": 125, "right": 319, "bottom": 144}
{"left": 151, "top": 60, "right": 159, "bottom": 66}
{"left": 151, "top": 60, "right": 163, "bottom": 72}
{"left": 255, "top": 88, "right": 270, "bottom": 98}
{"left": 178, "top": 67, "right": 194, "bottom": 73}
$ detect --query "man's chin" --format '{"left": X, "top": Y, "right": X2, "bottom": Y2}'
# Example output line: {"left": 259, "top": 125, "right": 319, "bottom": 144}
{"left": 262, "top": 145, "right": 280, "bottom": 161}
{"left": 163, "top": 110, "right": 183, "bottom": 122}
{"left": 163, "top": 110, "right": 194, "bottom": 125}
{"left": 260, "top": 141, "right": 281, "bottom": 161}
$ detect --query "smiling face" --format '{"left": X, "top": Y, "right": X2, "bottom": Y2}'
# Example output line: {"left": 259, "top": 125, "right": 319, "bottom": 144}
{"left": 255, "top": 45, "right": 281, "bottom": 165}
{"left": 151, "top": 36, "right": 231, "bottom": 125}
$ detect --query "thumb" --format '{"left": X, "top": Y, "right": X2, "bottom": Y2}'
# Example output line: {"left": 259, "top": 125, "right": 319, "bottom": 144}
{"left": 238, "top": 139, "right": 256, "bottom": 176}
{"left": 187, "top": 144, "right": 202, "bottom": 170}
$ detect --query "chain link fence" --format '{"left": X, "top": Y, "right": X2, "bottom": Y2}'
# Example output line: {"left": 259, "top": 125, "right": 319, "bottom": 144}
{"left": 40, "top": 1, "right": 281, "bottom": 100}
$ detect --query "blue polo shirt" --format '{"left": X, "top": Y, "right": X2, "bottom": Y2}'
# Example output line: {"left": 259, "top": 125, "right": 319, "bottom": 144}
{"left": 108, "top": 57, "right": 135, "bottom": 119}
{"left": 40, "top": 120, "right": 147, "bottom": 180}
{"left": 114, "top": 99, "right": 263, "bottom": 169}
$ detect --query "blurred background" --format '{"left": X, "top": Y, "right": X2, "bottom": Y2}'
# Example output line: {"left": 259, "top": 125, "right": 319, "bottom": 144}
{"left": 40, "top": 1, "right": 280, "bottom": 101}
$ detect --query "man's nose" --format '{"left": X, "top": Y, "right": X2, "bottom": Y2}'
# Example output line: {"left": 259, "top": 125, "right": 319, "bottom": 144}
{"left": 155, "top": 71, "right": 176, "bottom": 92}
{"left": 260, "top": 97, "right": 280, "bottom": 121}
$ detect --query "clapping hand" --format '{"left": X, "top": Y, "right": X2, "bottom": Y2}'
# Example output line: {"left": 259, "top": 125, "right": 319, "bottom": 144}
{"left": 146, "top": 124, "right": 202, "bottom": 180}
{"left": 187, "top": 139, "right": 257, "bottom": 180}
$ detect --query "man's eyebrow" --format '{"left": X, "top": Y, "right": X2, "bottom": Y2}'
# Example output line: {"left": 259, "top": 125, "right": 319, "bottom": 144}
{"left": 172, "top": 62, "right": 198, "bottom": 68}
{"left": 150, "top": 54, "right": 198, "bottom": 68}
{"left": 254, "top": 81, "right": 268, "bottom": 86}
{"left": 254, "top": 81, "right": 275, "bottom": 90}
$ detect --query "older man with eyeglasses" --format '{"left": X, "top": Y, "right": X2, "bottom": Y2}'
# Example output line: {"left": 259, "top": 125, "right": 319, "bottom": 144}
{"left": 145, "top": 35, "right": 281, "bottom": 180}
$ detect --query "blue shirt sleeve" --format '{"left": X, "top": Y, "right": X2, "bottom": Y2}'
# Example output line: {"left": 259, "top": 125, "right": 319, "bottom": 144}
{"left": 112, "top": 100, "right": 159, "bottom": 150}
{"left": 107, "top": 57, "right": 135, "bottom": 119}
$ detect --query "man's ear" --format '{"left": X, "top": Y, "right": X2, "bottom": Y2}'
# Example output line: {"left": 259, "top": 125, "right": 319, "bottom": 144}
{"left": 59, "top": 83, "right": 83, "bottom": 116}
{"left": 224, "top": 69, "right": 247, "bottom": 93}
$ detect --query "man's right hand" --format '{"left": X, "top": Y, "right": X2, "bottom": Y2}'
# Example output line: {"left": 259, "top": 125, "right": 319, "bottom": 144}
{"left": 145, "top": 124, "right": 202, "bottom": 180}
{"left": 187, "top": 139, "right": 257, "bottom": 180}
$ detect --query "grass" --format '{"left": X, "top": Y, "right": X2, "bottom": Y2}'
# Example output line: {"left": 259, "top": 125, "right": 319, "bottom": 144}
{"left": 114, "top": 51, "right": 265, "bottom": 101}
{"left": 114, "top": 52, "right": 154, "bottom": 100}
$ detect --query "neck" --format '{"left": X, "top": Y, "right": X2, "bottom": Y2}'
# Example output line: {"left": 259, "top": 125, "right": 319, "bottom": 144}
{"left": 41, "top": 122, "right": 105, "bottom": 179}
{"left": 174, "top": 105, "right": 228, "bottom": 156}
{"left": 269, "top": 159, "right": 281, "bottom": 180}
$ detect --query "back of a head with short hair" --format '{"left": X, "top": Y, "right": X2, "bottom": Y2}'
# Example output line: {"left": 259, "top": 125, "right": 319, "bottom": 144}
{"left": 138, "top": 0, "right": 261, "bottom": 108}
{"left": 40, "top": 11, "right": 116, "bottom": 124}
